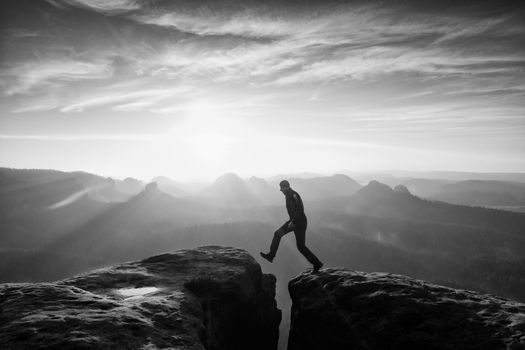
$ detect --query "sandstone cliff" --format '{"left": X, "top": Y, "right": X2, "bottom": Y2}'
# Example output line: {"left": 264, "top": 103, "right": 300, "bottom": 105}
{"left": 288, "top": 268, "right": 525, "bottom": 350}
{"left": 0, "top": 246, "right": 281, "bottom": 350}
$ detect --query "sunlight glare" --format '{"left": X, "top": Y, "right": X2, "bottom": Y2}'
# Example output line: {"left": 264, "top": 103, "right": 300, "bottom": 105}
{"left": 166, "top": 100, "right": 240, "bottom": 163}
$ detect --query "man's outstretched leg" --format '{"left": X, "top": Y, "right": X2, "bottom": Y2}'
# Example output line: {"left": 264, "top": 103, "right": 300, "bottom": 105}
{"left": 294, "top": 223, "right": 323, "bottom": 272}
{"left": 260, "top": 222, "right": 292, "bottom": 262}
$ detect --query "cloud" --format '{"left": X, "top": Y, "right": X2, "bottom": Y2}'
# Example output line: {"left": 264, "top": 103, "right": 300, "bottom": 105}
{"left": 124, "top": 3, "right": 525, "bottom": 88}
{"left": 433, "top": 16, "right": 511, "bottom": 44}
{"left": 60, "top": 85, "right": 192, "bottom": 112}
{"left": 386, "top": 91, "right": 435, "bottom": 101}
{"left": 6, "top": 29, "right": 41, "bottom": 38}
{"left": 133, "top": 10, "right": 320, "bottom": 39}
{"left": 2, "top": 0, "right": 525, "bottom": 115}
{"left": 271, "top": 46, "right": 525, "bottom": 85}
{"left": 333, "top": 103, "right": 525, "bottom": 138}
{"left": 63, "top": 0, "right": 140, "bottom": 14}
{"left": 1, "top": 59, "right": 114, "bottom": 96}
{"left": 11, "top": 101, "right": 59, "bottom": 113}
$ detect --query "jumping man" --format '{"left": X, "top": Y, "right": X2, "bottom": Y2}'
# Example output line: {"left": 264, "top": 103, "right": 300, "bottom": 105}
{"left": 260, "top": 180, "right": 324, "bottom": 272}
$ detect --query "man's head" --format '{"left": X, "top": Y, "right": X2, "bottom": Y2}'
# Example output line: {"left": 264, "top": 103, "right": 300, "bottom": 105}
{"left": 279, "top": 180, "right": 291, "bottom": 194}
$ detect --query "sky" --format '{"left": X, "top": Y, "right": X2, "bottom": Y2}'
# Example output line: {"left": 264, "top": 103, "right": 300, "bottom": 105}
{"left": 1, "top": 0, "right": 524, "bottom": 181}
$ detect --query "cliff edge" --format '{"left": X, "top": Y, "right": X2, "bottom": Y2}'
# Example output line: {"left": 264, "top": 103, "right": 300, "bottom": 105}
{"left": 0, "top": 246, "right": 281, "bottom": 350}
{"left": 288, "top": 268, "right": 525, "bottom": 350}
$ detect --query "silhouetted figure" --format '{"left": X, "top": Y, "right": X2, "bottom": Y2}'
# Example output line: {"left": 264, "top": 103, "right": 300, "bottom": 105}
{"left": 260, "top": 180, "right": 323, "bottom": 272}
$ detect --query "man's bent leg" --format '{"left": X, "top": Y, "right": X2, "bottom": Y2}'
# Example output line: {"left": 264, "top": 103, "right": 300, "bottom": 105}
{"left": 268, "top": 221, "right": 293, "bottom": 258}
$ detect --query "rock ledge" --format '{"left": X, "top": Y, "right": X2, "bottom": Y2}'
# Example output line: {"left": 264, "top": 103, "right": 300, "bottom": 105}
{"left": 288, "top": 268, "right": 525, "bottom": 350}
{"left": 0, "top": 246, "right": 281, "bottom": 350}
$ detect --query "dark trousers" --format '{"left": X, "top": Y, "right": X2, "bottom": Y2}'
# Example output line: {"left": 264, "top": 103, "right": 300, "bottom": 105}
{"left": 269, "top": 218, "right": 322, "bottom": 265}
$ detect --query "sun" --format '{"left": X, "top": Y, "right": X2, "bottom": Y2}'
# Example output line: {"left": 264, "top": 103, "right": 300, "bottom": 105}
{"left": 164, "top": 101, "right": 239, "bottom": 163}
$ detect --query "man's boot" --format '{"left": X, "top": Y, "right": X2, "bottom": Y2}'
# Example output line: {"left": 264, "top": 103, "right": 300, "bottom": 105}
{"left": 313, "top": 261, "right": 323, "bottom": 273}
{"left": 260, "top": 252, "right": 274, "bottom": 263}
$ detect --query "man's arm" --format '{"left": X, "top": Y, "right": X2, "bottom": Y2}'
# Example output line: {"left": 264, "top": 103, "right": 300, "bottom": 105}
{"left": 289, "top": 193, "right": 301, "bottom": 225}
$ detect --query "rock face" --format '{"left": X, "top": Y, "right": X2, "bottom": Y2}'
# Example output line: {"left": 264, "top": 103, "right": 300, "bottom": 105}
{"left": 288, "top": 268, "right": 525, "bottom": 350}
{"left": 0, "top": 246, "right": 281, "bottom": 350}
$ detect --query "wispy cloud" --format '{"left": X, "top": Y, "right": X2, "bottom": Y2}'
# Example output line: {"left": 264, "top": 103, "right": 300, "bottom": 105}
{"left": 11, "top": 99, "right": 60, "bottom": 113}
{"left": 3, "top": 0, "right": 525, "bottom": 113}
{"left": 134, "top": 12, "right": 294, "bottom": 39}
{"left": 62, "top": 0, "right": 140, "bottom": 14}
{"left": 272, "top": 47, "right": 525, "bottom": 85}
{"left": 433, "top": 16, "right": 508, "bottom": 44}
{"left": 1, "top": 59, "right": 114, "bottom": 96}
{"left": 386, "top": 91, "right": 435, "bottom": 101}
{"left": 59, "top": 85, "right": 192, "bottom": 112}
{"left": 126, "top": 3, "right": 525, "bottom": 87}
{"left": 336, "top": 104, "right": 525, "bottom": 137}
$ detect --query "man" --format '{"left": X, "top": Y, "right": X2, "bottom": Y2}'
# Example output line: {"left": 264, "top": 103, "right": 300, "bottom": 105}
{"left": 260, "top": 180, "right": 324, "bottom": 272}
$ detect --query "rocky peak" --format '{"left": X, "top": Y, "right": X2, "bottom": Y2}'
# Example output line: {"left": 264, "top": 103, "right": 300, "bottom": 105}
{"left": 393, "top": 184, "right": 410, "bottom": 194}
{"left": 202, "top": 173, "right": 261, "bottom": 207}
{"left": 288, "top": 268, "right": 525, "bottom": 350}
{"left": 355, "top": 180, "right": 395, "bottom": 199}
{"left": 0, "top": 246, "right": 281, "bottom": 350}
{"left": 214, "top": 172, "right": 244, "bottom": 186}
{"left": 144, "top": 181, "right": 158, "bottom": 192}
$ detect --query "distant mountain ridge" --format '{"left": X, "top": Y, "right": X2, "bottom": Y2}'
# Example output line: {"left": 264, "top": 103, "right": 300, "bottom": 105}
{"left": 151, "top": 176, "right": 187, "bottom": 197}
{"left": 200, "top": 173, "right": 265, "bottom": 207}
{"left": 183, "top": 172, "right": 364, "bottom": 207}
{"left": 269, "top": 174, "right": 362, "bottom": 200}
{"left": 432, "top": 180, "right": 525, "bottom": 206}
{"left": 347, "top": 180, "right": 525, "bottom": 235}
{"left": 0, "top": 167, "right": 144, "bottom": 202}
{"left": 349, "top": 170, "right": 525, "bottom": 184}
{"left": 399, "top": 178, "right": 525, "bottom": 211}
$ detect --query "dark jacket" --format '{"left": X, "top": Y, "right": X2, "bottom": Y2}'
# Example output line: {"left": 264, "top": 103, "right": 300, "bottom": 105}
{"left": 286, "top": 189, "right": 306, "bottom": 222}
